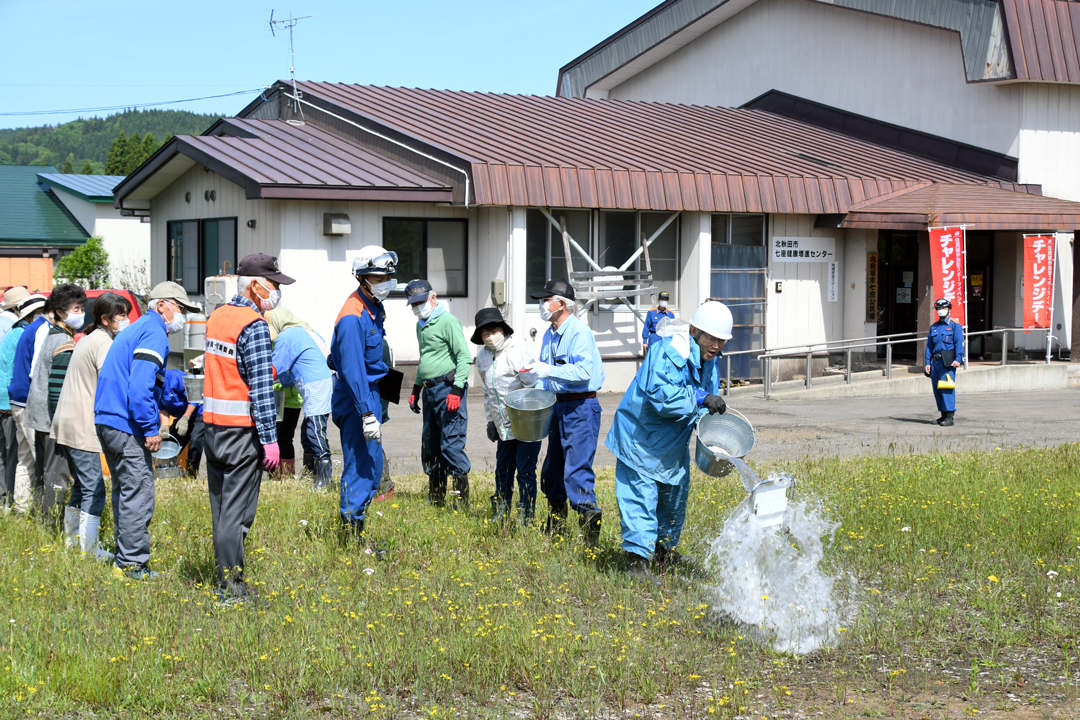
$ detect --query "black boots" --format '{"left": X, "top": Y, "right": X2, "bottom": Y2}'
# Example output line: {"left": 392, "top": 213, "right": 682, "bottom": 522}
{"left": 344, "top": 518, "right": 388, "bottom": 561}
{"left": 489, "top": 495, "right": 508, "bottom": 523}
{"left": 452, "top": 475, "right": 470, "bottom": 510}
{"left": 624, "top": 552, "right": 661, "bottom": 586}
{"left": 544, "top": 500, "right": 568, "bottom": 536}
{"left": 934, "top": 411, "right": 955, "bottom": 426}
{"left": 427, "top": 473, "right": 447, "bottom": 507}
{"left": 519, "top": 500, "right": 535, "bottom": 527}
{"left": 653, "top": 545, "right": 688, "bottom": 572}
{"left": 579, "top": 507, "right": 602, "bottom": 548}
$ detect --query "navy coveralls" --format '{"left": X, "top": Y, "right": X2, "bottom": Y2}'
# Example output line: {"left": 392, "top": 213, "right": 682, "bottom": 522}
{"left": 641, "top": 306, "right": 674, "bottom": 349}
{"left": 925, "top": 317, "right": 964, "bottom": 412}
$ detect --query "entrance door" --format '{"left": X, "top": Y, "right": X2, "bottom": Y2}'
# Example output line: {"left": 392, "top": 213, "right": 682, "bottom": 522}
{"left": 877, "top": 232, "right": 920, "bottom": 359}
{"left": 965, "top": 233, "right": 994, "bottom": 359}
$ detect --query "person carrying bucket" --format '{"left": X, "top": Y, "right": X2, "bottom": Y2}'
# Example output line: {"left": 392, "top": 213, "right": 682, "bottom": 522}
{"left": 924, "top": 298, "right": 964, "bottom": 427}
{"left": 605, "top": 299, "right": 731, "bottom": 584}
{"left": 472, "top": 307, "right": 541, "bottom": 525}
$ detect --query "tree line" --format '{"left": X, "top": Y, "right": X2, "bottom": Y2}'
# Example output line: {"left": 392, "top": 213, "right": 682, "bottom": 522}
{"left": 0, "top": 108, "right": 218, "bottom": 174}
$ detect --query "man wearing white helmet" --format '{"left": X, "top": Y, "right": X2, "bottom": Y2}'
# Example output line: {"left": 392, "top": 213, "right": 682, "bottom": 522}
{"left": 605, "top": 299, "right": 731, "bottom": 584}
{"left": 330, "top": 245, "right": 397, "bottom": 558}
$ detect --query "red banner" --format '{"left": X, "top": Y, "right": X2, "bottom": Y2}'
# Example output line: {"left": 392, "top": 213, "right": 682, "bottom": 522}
{"left": 928, "top": 227, "right": 967, "bottom": 328}
{"left": 1023, "top": 234, "right": 1056, "bottom": 329}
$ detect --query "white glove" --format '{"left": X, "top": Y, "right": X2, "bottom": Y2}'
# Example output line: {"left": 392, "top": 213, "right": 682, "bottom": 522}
{"left": 521, "top": 362, "right": 550, "bottom": 380}
{"left": 362, "top": 414, "right": 381, "bottom": 443}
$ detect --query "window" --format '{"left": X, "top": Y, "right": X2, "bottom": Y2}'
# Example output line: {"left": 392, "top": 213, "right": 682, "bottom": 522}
{"left": 382, "top": 218, "right": 468, "bottom": 296}
{"left": 711, "top": 214, "right": 767, "bottom": 378}
{"left": 525, "top": 208, "right": 678, "bottom": 307}
{"left": 167, "top": 218, "right": 237, "bottom": 295}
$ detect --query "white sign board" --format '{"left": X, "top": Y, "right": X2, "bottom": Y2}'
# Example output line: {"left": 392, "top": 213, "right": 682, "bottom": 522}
{"left": 828, "top": 262, "right": 838, "bottom": 302}
{"left": 771, "top": 236, "right": 836, "bottom": 262}
{"left": 896, "top": 287, "right": 912, "bottom": 304}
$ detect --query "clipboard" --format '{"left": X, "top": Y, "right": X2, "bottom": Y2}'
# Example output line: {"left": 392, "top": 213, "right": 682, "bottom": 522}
{"left": 378, "top": 369, "right": 404, "bottom": 404}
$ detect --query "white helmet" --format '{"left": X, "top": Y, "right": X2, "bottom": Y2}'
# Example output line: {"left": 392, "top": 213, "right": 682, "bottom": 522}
{"left": 690, "top": 300, "right": 733, "bottom": 340}
{"left": 352, "top": 246, "right": 398, "bottom": 277}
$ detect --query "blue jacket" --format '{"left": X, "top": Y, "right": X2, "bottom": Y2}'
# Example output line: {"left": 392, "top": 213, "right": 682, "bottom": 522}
{"left": 274, "top": 326, "right": 332, "bottom": 416}
{"left": 539, "top": 313, "right": 605, "bottom": 394}
{"left": 0, "top": 321, "right": 27, "bottom": 411}
{"left": 641, "top": 306, "right": 675, "bottom": 346}
{"left": 94, "top": 312, "right": 170, "bottom": 437}
{"left": 331, "top": 292, "right": 387, "bottom": 422}
{"left": 605, "top": 331, "right": 718, "bottom": 485}
{"left": 157, "top": 368, "right": 189, "bottom": 419}
{"left": 8, "top": 315, "right": 48, "bottom": 407}
{"left": 925, "top": 318, "right": 965, "bottom": 365}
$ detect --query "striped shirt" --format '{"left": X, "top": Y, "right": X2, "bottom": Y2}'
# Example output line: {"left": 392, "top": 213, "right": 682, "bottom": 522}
{"left": 47, "top": 329, "right": 76, "bottom": 419}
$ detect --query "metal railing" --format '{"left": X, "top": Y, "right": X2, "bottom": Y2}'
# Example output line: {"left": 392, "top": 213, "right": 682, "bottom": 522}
{"left": 717, "top": 327, "right": 1055, "bottom": 398}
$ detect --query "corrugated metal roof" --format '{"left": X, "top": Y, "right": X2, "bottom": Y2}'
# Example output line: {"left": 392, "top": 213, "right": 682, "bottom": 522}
{"left": 842, "top": 182, "right": 1080, "bottom": 229}
{"left": 114, "top": 118, "right": 454, "bottom": 206}
{"left": 36, "top": 173, "right": 125, "bottom": 203}
{"left": 0, "top": 165, "right": 90, "bottom": 246}
{"left": 292, "top": 82, "right": 1033, "bottom": 213}
{"left": 1002, "top": 0, "right": 1080, "bottom": 82}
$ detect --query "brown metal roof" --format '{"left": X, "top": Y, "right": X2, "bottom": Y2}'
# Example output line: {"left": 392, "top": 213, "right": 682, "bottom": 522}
{"left": 292, "top": 82, "right": 1034, "bottom": 213}
{"left": 841, "top": 182, "right": 1080, "bottom": 230}
{"left": 1002, "top": 0, "right": 1080, "bottom": 82}
{"left": 113, "top": 117, "right": 453, "bottom": 208}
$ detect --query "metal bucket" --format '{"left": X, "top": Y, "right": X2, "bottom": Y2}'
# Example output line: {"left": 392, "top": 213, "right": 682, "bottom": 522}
{"left": 274, "top": 390, "right": 285, "bottom": 423}
{"left": 183, "top": 373, "right": 204, "bottom": 403}
{"left": 152, "top": 438, "right": 183, "bottom": 479}
{"left": 694, "top": 409, "right": 755, "bottom": 478}
{"left": 504, "top": 388, "right": 557, "bottom": 442}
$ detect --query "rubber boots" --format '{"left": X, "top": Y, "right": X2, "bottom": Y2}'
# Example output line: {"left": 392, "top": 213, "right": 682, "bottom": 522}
{"left": 933, "top": 411, "right": 947, "bottom": 425}
{"left": 79, "top": 512, "right": 114, "bottom": 562}
{"left": 452, "top": 475, "right": 470, "bottom": 511}
{"left": 427, "top": 473, "right": 447, "bottom": 507}
{"left": 519, "top": 500, "right": 535, "bottom": 528}
{"left": 579, "top": 507, "right": 602, "bottom": 548}
{"left": 489, "top": 495, "right": 508, "bottom": 523}
{"left": 654, "top": 545, "right": 687, "bottom": 572}
{"left": 63, "top": 506, "right": 80, "bottom": 548}
{"left": 624, "top": 551, "right": 661, "bottom": 586}
{"left": 313, "top": 457, "right": 333, "bottom": 491}
{"left": 544, "top": 500, "right": 568, "bottom": 537}
{"left": 345, "top": 518, "right": 388, "bottom": 561}
{"left": 302, "top": 453, "right": 316, "bottom": 476}
{"left": 940, "top": 411, "right": 955, "bottom": 427}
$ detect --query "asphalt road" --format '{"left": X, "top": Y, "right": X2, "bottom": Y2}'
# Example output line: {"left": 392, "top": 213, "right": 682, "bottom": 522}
{"left": 310, "top": 388, "right": 1080, "bottom": 477}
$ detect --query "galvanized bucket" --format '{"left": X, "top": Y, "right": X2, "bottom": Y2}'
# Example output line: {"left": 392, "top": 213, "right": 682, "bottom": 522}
{"left": 504, "top": 388, "right": 557, "bottom": 442}
{"left": 183, "top": 373, "right": 204, "bottom": 403}
{"left": 694, "top": 409, "right": 755, "bottom": 478}
{"left": 152, "top": 438, "right": 183, "bottom": 479}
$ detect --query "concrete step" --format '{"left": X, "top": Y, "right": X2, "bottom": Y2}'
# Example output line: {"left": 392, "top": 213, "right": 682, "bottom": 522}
{"left": 1068, "top": 364, "right": 1080, "bottom": 388}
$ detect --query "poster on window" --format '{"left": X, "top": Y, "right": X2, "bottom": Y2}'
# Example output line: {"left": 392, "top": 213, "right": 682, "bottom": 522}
{"left": 1022, "top": 234, "right": 1056, "bottom": 330}
{"left": 928, "top": 226, "right": 967, "bottom": 329}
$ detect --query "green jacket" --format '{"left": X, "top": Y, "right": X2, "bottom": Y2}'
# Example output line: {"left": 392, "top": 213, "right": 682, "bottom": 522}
{"left": 415, "top": 304, "right": 472, "bottom": 387}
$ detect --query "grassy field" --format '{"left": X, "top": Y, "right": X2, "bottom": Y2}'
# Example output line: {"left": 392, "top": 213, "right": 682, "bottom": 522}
{"left": 0, "top": 444, "right": 1077, "bottom": 719}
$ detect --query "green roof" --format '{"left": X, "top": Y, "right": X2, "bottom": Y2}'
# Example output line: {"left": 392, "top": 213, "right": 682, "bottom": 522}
{"left": 0, "top": 165, "right": 89, "bottom": 246}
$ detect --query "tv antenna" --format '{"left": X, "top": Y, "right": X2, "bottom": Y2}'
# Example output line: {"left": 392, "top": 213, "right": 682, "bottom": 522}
{"left": 269, "top": 11, "right": 312, "bottom": 117}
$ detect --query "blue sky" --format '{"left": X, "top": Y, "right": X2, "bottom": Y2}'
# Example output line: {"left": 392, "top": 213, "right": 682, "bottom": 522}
{"left": 0, "top": 0, "right": 659, "bottom": 130}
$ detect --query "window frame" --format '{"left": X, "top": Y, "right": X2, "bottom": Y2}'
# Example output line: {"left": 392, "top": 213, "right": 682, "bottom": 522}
{"left": 166, "top": 217, "right": 237, "bottom": 295}
{"left": 381, "top": 217, "right": 469, "bottom": 298}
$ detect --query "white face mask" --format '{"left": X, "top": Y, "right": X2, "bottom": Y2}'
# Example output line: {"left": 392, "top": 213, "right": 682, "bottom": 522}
{"left": 482, "top": 331, "right": 505, "bottom": 352}
{"left": 165, "top": 312, "right": 186, "bottom": 335}
{"left": 255, "top": 279, "right": 281, "bottom": 311}
{"left": 63, "top": 312, "right": 85, "bottom": 330}
{"left": 412, "top": 300, "right": 434, "bottom": 320}
{"left": 936, "top": 308, "right": 949, "bottom": 318}
{"left": 367, "top": 279, "right": 395, "bottom": 301}
{"left": 658, "top": 301, "right": 668, "bottom": 309}
{"left": 112, "top": 317, "right": 130, "bottom": 337}
{"left": 539, "top": 300, "right": 556, "bottom": 322}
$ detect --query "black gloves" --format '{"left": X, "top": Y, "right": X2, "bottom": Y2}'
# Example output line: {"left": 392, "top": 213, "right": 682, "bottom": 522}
{"left": 702, "top": 394, "right": 727, "bottom": 415}
{"left": 408, "top": 384, "right": 422, "bottom": 414}
{"left": 486, "top": 421, "right": 499, "bottom": 443}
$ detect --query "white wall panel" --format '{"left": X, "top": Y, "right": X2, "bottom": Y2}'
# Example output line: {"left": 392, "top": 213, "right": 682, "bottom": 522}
{"left": 766, "top": 215, "right": 844, "bottom": 349}
{"left": 1018, "top": 84, "right": 1080, "bottom": 202}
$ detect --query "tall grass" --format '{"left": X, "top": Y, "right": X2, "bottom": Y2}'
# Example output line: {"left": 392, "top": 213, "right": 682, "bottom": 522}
{"left": 1, "top": 444, "right": 1077, "bottom": 717}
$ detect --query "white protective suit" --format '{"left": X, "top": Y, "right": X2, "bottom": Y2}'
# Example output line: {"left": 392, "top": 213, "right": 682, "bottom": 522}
{"left": 476, "top": 335, "right": 539, "bottom": 441}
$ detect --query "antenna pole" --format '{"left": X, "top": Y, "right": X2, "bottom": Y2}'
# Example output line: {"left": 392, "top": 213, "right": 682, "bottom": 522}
{"left": 268, "top": 12, "right": 313, "bottom": 117}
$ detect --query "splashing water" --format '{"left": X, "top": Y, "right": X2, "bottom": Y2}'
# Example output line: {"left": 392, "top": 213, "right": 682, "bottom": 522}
{"left": 705, "top": 470, "right": 858, "bottom": 654}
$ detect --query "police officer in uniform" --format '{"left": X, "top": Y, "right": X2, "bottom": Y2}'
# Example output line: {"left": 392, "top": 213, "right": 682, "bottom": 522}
{"left": 641, "top": 291, "right": 674, "bottom": 354}
{"left": 924, "top": 298, "right": 964, "bottom": 426}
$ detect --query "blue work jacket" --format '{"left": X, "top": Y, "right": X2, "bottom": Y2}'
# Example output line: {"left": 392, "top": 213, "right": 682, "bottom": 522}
{"left": 539, "top": 313, "right": 604, "bottom": 394}
{"left": 331, "top": 290, "right": 387, "bottom": 422}
{"left": 641, "top": 306, "right": 674, "bottom": 346}
{"left": 925, "top": 317, "right": 965, "bottom": 365}
{"left": 605, "top": 331, "right": 718, "bottom": 485}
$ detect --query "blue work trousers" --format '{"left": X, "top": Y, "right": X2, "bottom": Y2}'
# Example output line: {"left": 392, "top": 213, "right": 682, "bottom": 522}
{"left": 930, "top": 359, "right": 957, "bottom": 412}
{"left": 615, "top": 459, "right": 691, "bottom": 560}
{"left": 336, "top": 411, "right": 383, "bottom": 524}
{"left": 494, "top": 438, "right": 540, "bottom": 509}
{"left": 301, "top": 413, "right": 333, "bottom": 486}
{"left": 421, "top": 381, "right": 470, "bottom": 478}
{"left": 540, "top": 396, "right": 601, "bottom": 511}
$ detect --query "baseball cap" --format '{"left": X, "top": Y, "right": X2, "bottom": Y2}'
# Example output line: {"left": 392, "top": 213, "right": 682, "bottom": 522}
{"left": 658, "top": 291, "right": 670, "bottom": 301}
{"left": 529, "top": 278, "right": 576, "bottom": 302}
{"left": 237, "top": 253, "right": 295, "bottom": 285}
{"left": 405, "top": 279, "right": 434, "bottom": 306}
{"left": 2, "top": 286, "right": 29, "bottom": 310}
{"left": 148, "top": 281, "right": 201, "bottom": 314}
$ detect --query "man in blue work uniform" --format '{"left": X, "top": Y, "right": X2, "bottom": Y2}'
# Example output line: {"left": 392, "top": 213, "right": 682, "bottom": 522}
{"left": 331, "top": 245, "right": 396, "bottom": 558}
{"left": 606, "top": 300, "right": 732, "bottom": 584}
{"left": 924, "top": 297, "right": 964, "bottom": 427}
{"left": 641, "top": 291, "right": 674, "bottom": 354}
{"left": 520, "top": 279, "right": 605, "bottom": 546}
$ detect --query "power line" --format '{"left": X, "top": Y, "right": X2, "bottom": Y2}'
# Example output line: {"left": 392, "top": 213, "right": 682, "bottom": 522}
{"left": 0, "top": 88, "right": 266, "bottom": 117}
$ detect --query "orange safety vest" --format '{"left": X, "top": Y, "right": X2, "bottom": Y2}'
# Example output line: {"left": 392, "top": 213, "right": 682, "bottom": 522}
{"left": 335, "top": 290, "right": 377, "bottom": 326}
{"left": 203, "top": 304, "right": 266, "bottom": 427}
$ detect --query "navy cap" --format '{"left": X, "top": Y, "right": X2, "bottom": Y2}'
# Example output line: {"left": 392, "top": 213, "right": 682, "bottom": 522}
{"left": 237, "top": 253, "right": 295, "bottom": 285}
{"left": 529, "top": 278, "right": 575, "bottom": 301}
{"left": 658, "top": 291, "right": 670, "bottom": 301}
{"left": 405, "top": 279, "right": 433, "bottom": 305}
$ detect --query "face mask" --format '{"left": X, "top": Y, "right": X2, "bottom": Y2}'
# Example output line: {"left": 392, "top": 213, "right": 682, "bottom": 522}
{"left": 255, "top": 279, "right": 281, "bottom": 311}
{"left": 412, "top": 300, "right": 434, "bottom": 320}
{"left": 658, "top": 301, "right": 668, "bottom": 309}
{"left": 367, "top": 279, "right": 395, "bottom": 301}
{"left": 111, "top": 317, "right": 130, "bottom": 337}
{"left": 539, "top": 300, "right": 556, "bottom": 322}
{"left": 165, "top": 312, "right": 186, "bottom": 335}
{"left": 936, "top": 308, "right": 949, "bottom": 318}
{"left": 64, "top": 312, "right": 85, "bottom": 330}
{"left": 482, "top": 331, "right": 505, "bottom": 352}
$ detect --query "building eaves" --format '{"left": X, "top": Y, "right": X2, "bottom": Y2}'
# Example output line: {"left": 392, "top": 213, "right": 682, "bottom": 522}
{"left": 0, "top": 166, "right": 90, "bottom": 246}
{"left": 1001, "top": 0, "right": 1080, "bottom": 82}
{"left": 36, "top": 173, "right": 125, "bottom": 203}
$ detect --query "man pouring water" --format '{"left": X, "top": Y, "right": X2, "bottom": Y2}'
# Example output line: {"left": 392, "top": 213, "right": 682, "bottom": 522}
{"left": 604, "top": 299, "right": 731, "bottom": 585}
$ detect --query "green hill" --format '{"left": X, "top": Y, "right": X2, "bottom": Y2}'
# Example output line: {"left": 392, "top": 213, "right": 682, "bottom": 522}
{"left": 0, "top": 108, "right": 220, "bottom": 173}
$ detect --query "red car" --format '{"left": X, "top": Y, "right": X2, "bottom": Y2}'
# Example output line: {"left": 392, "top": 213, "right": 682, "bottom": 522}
{"left": 36, "top": 288, "right": 143, "bottom": 340}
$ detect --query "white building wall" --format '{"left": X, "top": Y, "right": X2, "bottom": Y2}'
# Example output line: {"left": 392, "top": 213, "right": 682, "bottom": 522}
{"left": 51, "top": 189, "right": 151, "bottom": 285}
{"left": 607, "top": 0, "right": 1023, "bottom": 156}
{"left": 1018, "top": 84, "right": 1080, "bottom": 202}
{"left": 766, "top": 214, "right": 844, "bottom": 349}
